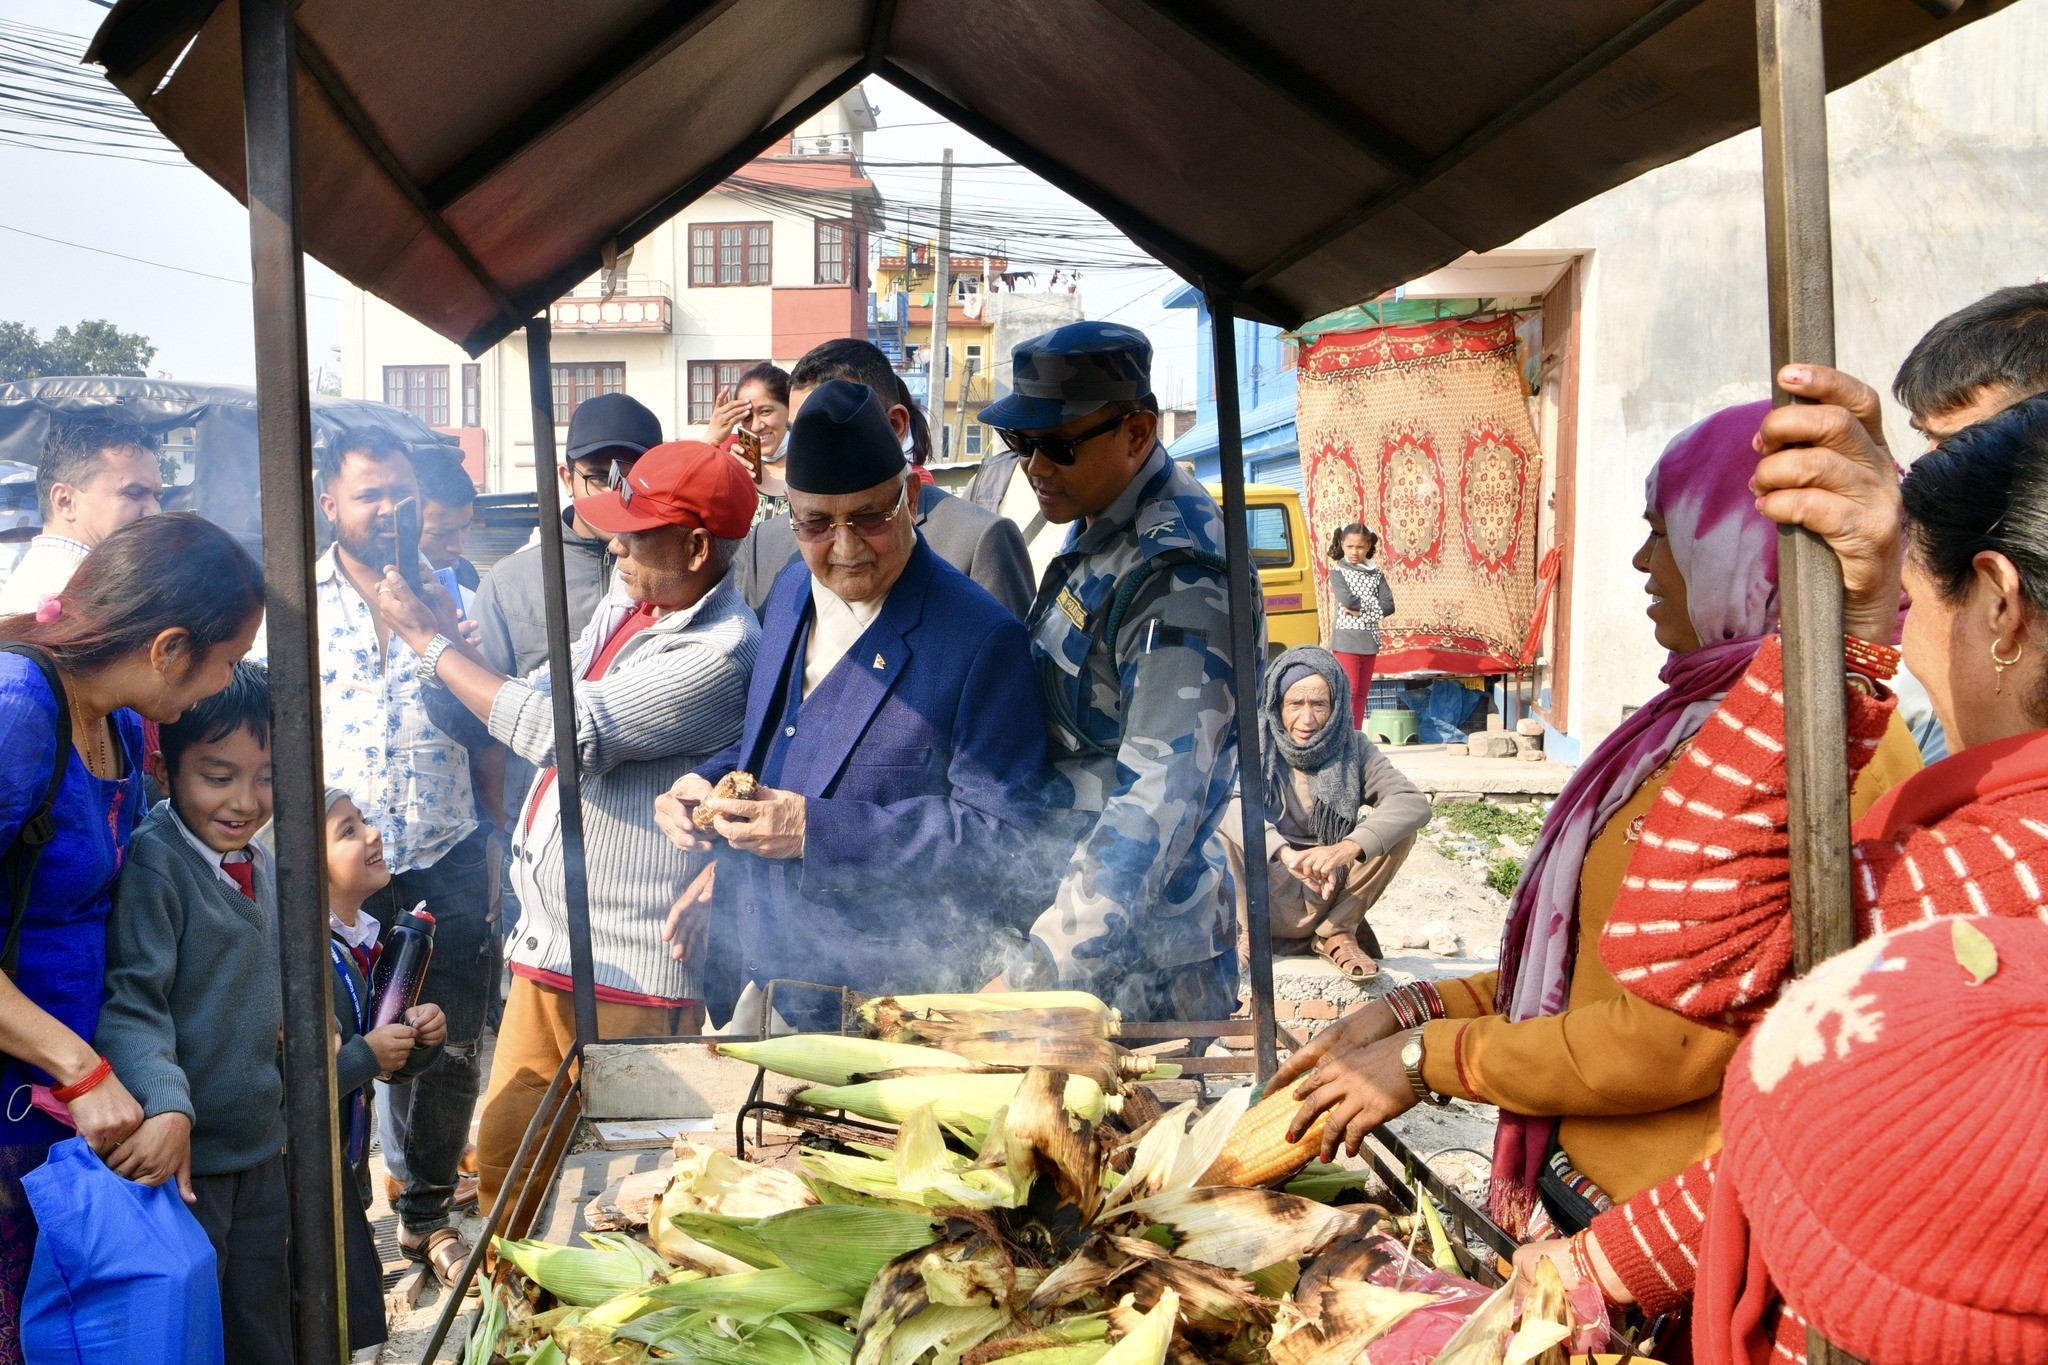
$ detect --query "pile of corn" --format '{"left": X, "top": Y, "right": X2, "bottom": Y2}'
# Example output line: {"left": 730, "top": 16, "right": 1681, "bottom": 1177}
{"left": 462, "top": 993, "right": 1586, "bottom": 1365}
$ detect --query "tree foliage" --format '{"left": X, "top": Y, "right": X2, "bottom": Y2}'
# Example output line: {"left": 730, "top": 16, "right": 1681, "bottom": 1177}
{"left": 0, "top": 319, "right": 157, "bottom": 383}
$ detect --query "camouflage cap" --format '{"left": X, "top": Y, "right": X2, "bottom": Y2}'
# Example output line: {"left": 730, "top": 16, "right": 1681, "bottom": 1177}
{"left": 977, "top": 320, "right": 1153, "bottom": 431}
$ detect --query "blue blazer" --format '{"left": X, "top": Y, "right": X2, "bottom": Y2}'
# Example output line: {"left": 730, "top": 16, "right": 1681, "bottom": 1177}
{"left": 697, "top": 536, "right": 1053, "bottom": 1016}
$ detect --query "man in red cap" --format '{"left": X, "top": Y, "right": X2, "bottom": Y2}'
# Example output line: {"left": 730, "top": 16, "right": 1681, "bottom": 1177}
{"left": 378, "top": 440, "right": 761, "bottom": 1223}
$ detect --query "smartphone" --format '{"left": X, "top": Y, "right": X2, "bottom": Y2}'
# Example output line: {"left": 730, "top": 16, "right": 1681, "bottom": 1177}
{"left": 394, "top": 496, "right": 423, "bottom": 593}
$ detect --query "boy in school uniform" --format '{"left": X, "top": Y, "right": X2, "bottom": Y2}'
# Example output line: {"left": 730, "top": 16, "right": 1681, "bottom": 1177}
{"left": 96, "top": 661, "right": 293, "bottom": 1361}
{"left": 324, "top": 786, "right": 444, "bottom": 1352}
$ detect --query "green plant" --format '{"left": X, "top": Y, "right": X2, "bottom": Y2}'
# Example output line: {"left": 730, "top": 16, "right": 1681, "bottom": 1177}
{"left": 1433, "top": 799, "right": 1543, "bottom": 846}
{"left": 1485, "top": 857, "right": 1522, "bottom": 899}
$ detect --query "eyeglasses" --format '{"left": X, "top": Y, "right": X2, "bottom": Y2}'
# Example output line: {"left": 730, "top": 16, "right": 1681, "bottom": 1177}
{"left": 571, "top": 457, "right": 634, "bottom": 492}
{"left": 995, "top": 409, "right": 1133, "bottom": 467}
{"left": 789, "top": 484, "right": 910, "bottom": 543}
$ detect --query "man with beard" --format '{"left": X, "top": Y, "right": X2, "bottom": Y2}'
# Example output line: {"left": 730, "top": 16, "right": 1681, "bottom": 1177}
{"left": 313, "top": 426, "right": 489, "bottom": 1284}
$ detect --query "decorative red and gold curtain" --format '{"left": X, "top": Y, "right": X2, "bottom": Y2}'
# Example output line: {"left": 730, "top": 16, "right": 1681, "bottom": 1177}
{"left": 1297, "top": 314, "right": 1543, "bottom": 675}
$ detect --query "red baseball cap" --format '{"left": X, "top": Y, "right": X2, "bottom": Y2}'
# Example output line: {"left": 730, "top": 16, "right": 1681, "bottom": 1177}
{"left": 574, "top": 439, "right": 756, "bottom": 539}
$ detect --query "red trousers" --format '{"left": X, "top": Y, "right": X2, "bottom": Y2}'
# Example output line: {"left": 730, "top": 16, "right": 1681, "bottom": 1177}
{"left": 1334, "top": 651, "right": 1376, "bottom": 728}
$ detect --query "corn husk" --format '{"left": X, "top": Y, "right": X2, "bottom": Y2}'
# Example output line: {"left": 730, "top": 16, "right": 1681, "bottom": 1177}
{"left": 1108, "top": 1239, "right": 1271, "bottom": 1335}
{"left": 665, "top": 1211, "right": 786, "bottom": 1270}
{"left": 718, "top": 1035, "right": 978, "bottom": 1086}
{"left": 646, "top": 1265, "right": 861, "bottom": 1321}
{"left": 1118, "top": 1187, "right": 1365, "bottom": 1273}
{"left": 1430, "top": 1279, "right": 1517, "bottom": 1365}
{"left": 1097, "top": 1289, "right": 1177, "bottom": 1365}
{"left": 896, "top": 1105, "right": 1020, "bottom": 1209}
{"left": 751, "top": 1206, "right": 943, "bottom": 1293}
{"left": 1414, "top": 1182, "right": 1462, "bottom": 1275}
{"left": 897, "top": 1008, "right": 1123, "bottom": 1089}
{"left": 1268, "top": 1236, "right": 1432, "bottom": 1365}
{"left": 494, "top": 1232, "right": 670, "bottom": 1307}
{"left": 464, "top": 1282, "right": 509, "bottom": 1365}
{"left": 651, "top": 1141, "right": 816, "bottom": 1274}
{"left": 623, "top": 1309, "right": 855, "bottom": 1365}
{"left": 797, "top": 1072, "right": 1116, "bottom": 1136}
{"left": 581, "top": 1268, "right": 704, "bottom": 1330}
{"left": 860, "top": 993, "right": 1119, "bottom": 1042}
{"left": 1003, "top": 1068, "right": 1102, "bottom": 1222}
{"left": 526, "top": 1341, "right": 567, "bottom": 1365}
{"left": 1281, "top": 1163, "right": 1375, "bottom": 1204}
{"left": 1506, "top": 1259, "right": 1573, "bottom": 1365}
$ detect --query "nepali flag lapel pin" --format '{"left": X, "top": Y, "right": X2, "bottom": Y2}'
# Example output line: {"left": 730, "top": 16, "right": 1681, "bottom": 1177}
{"left": 873, "top": 653, "right": 887, "bottom": 669}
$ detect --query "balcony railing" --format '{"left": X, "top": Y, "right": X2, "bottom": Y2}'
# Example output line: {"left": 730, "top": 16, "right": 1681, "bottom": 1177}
{"left": 552, "top": 277, "right": 673, "bottom": 333}
{"left": 790, "top": 131, "right": 855, "bottom": 156}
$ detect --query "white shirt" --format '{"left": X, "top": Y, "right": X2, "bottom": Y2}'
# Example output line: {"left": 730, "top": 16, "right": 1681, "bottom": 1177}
{"left": 329, "top": 909, "right": 381, "bottom": 954}
{"left": 315, "top": 547, "right": 477, "bottom": 873}
{"left": 167, "top": 805, "right": 259, "bottom": 893}
{"left": 0, "top": 534, "right": 92, "bottom": 616}
{"left": 803, "top": 577, "right": 886, "bottom": 697}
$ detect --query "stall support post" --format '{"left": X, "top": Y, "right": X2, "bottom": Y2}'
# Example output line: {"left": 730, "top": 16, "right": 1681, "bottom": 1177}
{"left": 1755, "top": 3, "right": 1862, "bottom": 1362}
{"left": 239, "top": 0, "right": 345, "bottom": 1360}
{"left": 1206, "top": 290, "right": 1280, "bottom": 1080}
{"left": 523, "top": 318, "right": 602, "bottom": 1047}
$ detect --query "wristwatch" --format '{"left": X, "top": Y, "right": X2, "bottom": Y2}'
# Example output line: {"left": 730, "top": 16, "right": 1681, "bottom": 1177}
{"left": 1400, "top": 1027, "right": 1453, "bottom": 1108}
{"left": 414, "top": 633, "right": 453, "bottom": 683}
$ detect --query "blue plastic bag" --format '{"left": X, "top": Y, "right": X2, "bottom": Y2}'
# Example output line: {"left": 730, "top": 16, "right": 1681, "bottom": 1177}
{"left": 1401, "top": 678, "right": 1484, "bottom": 744}
{"left": 20, "top": 1137, "right": 224, "bottom": 1365}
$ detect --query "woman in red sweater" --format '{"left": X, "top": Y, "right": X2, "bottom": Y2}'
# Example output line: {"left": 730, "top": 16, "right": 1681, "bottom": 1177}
{"left": 1522, "top": 372, "right": 2048, "bottom": 1361}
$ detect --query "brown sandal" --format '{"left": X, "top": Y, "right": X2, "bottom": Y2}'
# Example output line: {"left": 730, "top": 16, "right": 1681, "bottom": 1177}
{"left": 1316, "top": 931, "right": 1379, "bottom": 981}
{"left": 399, "top": 1225, "right": 472, "bottom": 1289}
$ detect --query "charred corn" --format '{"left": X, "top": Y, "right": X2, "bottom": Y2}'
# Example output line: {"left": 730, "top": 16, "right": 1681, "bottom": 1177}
{"left": 714, "top": 1035, "right": 974, "bottom": 1087}
{"left": 860, "top": 992, "right": 1119, "bottom": 1041}
{"left": 1197, "top": 1088, "right": 1329, "bottom": 1187}
{"left": 798, "top": 1072, "right": 1119, "bottom": 1131}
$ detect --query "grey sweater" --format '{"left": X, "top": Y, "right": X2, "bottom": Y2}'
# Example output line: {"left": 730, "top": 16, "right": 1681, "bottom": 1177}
{"left": 97, "top": 805, "right": 286, "bottom": 1176}
{"left": 491, "top": 572, "right": 759, "bottom": 1002}
{"left": 1328, "top": 560, "right": 1396, "bottom": 655}
{"left": 1273, "top": 738, "right": 1432, "bottom": 861}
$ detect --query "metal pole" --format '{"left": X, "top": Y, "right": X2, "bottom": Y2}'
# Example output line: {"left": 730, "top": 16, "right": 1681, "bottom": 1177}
{"left": 1206, "top": 290, "right": 1279, "bottom": 1080}
{"left": 1755, "top": 4, "right": 1862, "bottom": 1362}
{"left": 524, "top": 318, "right": 601, "bottom": 1047}
{"left": 952, "top": 357, "right": 978, "bottom": 465}
{"left": 238, "top": 1, "right": 344, "bottom": 1360}
{"left": 926, "top": 148, "right": 953, "bottom": 456}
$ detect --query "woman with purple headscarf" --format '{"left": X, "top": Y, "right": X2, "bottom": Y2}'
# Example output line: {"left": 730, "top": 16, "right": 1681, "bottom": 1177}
{"left": 1268, "top": 402, "right": 1922, "bottom": 1240}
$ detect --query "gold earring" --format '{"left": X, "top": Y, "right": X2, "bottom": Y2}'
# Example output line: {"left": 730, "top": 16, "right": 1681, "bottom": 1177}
{"left": 1992, "top": 637, "right": 2023, "bottom": 694}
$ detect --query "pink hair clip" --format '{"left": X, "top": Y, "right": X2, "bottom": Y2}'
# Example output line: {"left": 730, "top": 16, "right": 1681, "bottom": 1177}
{"left": 33, "top": 596, "right": 62, "bottom": 624}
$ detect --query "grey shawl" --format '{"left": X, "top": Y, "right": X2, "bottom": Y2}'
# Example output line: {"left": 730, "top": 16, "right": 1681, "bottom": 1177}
{"left": 1259, "top": 645, "right": 1371, "bottom": 847}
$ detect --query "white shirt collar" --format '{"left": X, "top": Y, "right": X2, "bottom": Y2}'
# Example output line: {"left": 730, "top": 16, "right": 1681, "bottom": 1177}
{"left": 29, "top": 534, "right": 93, "bottom": 561}
{"left": 167, "top": 806, "right": 256, "bottom": 891}
{"left": 330, "top": 910, "right": 380, "bottom": 952}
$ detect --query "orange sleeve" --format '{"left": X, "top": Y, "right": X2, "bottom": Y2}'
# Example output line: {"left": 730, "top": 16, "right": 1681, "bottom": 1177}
{"left": 1434, "top": 971, "right": 1497, "bottom": 1019}
{"left": 1419, "top": 990, "right": 1738, "bottom": 1115}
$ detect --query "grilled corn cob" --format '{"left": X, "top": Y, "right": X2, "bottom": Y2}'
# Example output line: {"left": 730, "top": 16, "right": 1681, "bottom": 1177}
{"left": 1197, "top": 1087, "right": 1328, "bottom": 1187}
{"left": 714, "top": 1035, "right": 973, "bottom": 1087}
{"left": 859, "top": 992, "right": 1119, "bottom": 1041}
{"left": 797, "top": 1071, "right": 1119, "bottom": 1132}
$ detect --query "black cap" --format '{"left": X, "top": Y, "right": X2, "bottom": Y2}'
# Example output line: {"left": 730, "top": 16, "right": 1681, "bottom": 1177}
{"left": 564, "top": 391, "right": 661, "bottom": 463}
{"left": 785, "top": 380, "right": 906, "bottom": 495}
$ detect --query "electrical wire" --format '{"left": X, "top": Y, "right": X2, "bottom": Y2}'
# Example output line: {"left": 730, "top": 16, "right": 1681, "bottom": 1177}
{"left": 0, "top": 220, "right": 340, "bottom": 301}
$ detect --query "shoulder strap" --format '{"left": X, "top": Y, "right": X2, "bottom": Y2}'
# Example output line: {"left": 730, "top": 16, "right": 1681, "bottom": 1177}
{"left": 1042, "top": 548, "right": 1232, "bottom": 760}
{"left": 0, "top": 643, "right": 71, "bottom": 976}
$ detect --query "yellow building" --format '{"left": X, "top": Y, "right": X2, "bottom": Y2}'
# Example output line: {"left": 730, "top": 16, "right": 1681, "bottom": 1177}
{"left": 871, "top": 247, "right": 1005, "bottom": 468}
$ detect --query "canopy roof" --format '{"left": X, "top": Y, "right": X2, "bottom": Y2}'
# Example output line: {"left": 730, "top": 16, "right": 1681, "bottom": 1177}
{"left": 88, "top": 0, "right": 2005, "bottom": 354}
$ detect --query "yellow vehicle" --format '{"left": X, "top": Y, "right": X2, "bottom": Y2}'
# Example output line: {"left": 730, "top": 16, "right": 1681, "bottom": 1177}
{"left": 1201, "top": 481, "right": 1321, "bottom": 656}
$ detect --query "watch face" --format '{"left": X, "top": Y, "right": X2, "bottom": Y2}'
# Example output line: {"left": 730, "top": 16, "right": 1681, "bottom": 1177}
{"left": 1401, "top": 1038, "right": 1422, "bottom": 1068}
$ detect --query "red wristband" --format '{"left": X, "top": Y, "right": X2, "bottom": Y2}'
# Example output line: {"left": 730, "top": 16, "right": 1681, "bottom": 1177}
{"left": 51, "top": 1056, "right": 112, "bottom": 1104}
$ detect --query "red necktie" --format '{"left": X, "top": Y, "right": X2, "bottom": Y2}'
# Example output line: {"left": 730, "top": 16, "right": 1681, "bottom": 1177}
{"left": 223, "top": 858, "right": 255, "bottom": 901}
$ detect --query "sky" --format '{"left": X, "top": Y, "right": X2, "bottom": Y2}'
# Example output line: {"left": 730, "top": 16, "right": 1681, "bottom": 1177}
{"left": 0, "top": 2, "right": 1198, "bottom": 405}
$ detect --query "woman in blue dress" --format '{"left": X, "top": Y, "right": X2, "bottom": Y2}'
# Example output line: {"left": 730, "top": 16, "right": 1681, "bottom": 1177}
{"left": 0, "top": 512, "right": 264, "bottom": 1361}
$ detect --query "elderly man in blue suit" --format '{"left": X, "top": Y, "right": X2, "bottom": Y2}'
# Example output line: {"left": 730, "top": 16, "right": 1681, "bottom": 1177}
{"left": 656, "top": 380, "right": 1051, "bottom": 1026}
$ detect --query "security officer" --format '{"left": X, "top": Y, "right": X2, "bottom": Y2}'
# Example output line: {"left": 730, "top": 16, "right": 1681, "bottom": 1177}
{"left": 979, "top": 321, "right": 1256, "bottom": 1022}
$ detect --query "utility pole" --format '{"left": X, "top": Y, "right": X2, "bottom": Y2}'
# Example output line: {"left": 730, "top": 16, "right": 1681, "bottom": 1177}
{"left": 952, "top": 357, "right": 978, "bottom": 466}
{"left": 926, "top": 147, "right": 953, "bottom": 460}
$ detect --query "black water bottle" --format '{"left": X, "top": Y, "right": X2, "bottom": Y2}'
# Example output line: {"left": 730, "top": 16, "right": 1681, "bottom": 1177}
{"left": 369, "top": 903, "right": 436, "bottom": 1031}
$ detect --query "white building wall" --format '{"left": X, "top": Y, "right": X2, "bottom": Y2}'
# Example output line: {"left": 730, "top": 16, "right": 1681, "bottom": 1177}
{"left": 1507, "top": 1, "right": 2048, "bottom": 758}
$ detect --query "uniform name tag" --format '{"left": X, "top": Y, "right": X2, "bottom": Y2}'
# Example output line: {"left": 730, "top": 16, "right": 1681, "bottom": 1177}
{"left": 1056, "top": 586, "right": 1088, "bottom": 628}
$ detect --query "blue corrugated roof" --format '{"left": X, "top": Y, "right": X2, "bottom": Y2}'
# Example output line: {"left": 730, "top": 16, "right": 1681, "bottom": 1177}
{"left": 1166, "top": 391, "right": 1298, "bottom": 464}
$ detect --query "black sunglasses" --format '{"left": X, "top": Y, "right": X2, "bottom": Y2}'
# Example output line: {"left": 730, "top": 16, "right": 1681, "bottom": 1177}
{"left": 996, "top": 409, "right": 1133, "bottom": 467}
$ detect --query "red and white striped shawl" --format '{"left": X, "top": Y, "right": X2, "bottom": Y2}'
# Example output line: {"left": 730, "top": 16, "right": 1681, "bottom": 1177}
{"left": 1598, "top": 635, "right": 2048, "bottom": 1027}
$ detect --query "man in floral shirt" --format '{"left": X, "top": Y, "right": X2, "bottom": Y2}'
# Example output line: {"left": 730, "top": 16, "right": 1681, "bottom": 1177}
{"left": 314, "top": 426, "right": 488, "bottom": 1282}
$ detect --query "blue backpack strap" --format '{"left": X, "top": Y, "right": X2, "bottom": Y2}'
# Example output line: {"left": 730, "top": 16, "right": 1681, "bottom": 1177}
{"left": 0, "top": 643, "right": 71, "bottom": 976}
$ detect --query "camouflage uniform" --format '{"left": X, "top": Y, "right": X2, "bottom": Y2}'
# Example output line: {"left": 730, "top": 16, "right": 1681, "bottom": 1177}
{"left": 1005, "top": 444, "right": 1258, "bottom": 1021}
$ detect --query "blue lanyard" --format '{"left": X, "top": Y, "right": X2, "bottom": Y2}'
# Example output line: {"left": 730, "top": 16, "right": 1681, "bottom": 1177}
{"left": 330, "top": 940, "right": 366, "bottom": 1033}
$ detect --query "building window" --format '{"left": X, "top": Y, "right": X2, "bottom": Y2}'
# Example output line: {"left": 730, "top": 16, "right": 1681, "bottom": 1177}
{"left": 816, "top": 220, "right": 851, "bottom": 285}
{"left": 689, "top": 223, "right": 772, "bottom": 286}
{"left": 384, "top": 365, "right": 449, "bottom": 426}
{"left": 963, "top": 423, "right": 983, "bottom": 457}
{"left": 550, "top": 362, "right": 625, "bottom": 424}
{"left": 688, "top": 360, "right": 768, "bottom": 424}
{"left": 964, "top": 343, "right": 983, "bottom": 376}
{"left": 460, "top": 364, "right": 481, "bottom": 427}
